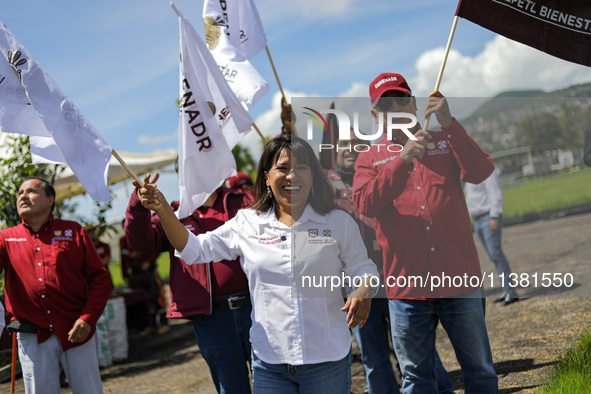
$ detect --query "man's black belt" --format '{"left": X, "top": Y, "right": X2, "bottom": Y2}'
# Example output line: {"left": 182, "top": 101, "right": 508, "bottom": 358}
{"left": 212, "top": 294, "right": 251, "bottom": 310}
{"left": 6, "top": 320, "right": 38, "bottom": 333}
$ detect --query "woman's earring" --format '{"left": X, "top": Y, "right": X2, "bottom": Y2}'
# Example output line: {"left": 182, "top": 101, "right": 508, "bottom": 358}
{"left": 267, "top": 186, "right": 272, "bottom": 197}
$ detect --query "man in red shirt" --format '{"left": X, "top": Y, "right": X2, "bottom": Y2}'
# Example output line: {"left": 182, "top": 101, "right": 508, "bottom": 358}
{"left": 125, "top": 177, "right": 253, "bottom": 394}
{"left": 353, "top": 73, "right": 498, "bottom": 393}
{"left": 0, "top": 177, "right": 112, "bottom": 393}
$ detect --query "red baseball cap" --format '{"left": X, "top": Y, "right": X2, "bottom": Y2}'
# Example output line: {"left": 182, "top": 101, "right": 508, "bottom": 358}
{"left": 227, "top": 172, "right": 253, "bottom": 189}
{"left": 369, "top": 73, "right": 411, "bottom": 106}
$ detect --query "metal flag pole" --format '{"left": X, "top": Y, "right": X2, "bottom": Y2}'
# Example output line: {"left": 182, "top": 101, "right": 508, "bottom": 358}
{"left": 423, "top": 15, "right": 459, "bottom": 132}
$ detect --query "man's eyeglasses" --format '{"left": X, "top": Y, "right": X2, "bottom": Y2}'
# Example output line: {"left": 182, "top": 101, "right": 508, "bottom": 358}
{"left": 375, "top": 94, "right": 412, "bottom": 112}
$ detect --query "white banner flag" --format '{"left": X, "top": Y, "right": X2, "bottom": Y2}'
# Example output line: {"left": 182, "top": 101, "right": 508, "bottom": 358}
{"left": 0, "top": 51, "right": 48, "bottom": 137}
{"left": 203, "top": 0, "right": 269, "bottom": 109}
{"left": 0, "top": 21, "right": 113, "bottom": 201}
{"left": 203, "top": 0, "right": 267, "bottom": 59}
{"left": 172, "top": 3, "right": 254, "bottom": 218}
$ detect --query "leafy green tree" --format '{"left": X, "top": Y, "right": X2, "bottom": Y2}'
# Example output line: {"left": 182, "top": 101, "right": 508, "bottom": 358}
{"left": 0, "top": 135, "right": 67, "bottom": 227}
{"left": 232, "top": 142, "right": 262, "bottom": 182}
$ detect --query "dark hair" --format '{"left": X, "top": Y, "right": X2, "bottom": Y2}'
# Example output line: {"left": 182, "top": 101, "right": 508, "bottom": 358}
{"left": 22, "top": 176, "right": 56, "bottom": 212}
{"left": 252, "top": 134, "right": 336, "bottom": 215}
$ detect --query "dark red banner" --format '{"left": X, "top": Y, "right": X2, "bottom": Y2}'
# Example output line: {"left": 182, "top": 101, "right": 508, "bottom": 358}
{"left": 456, "top": 0, "right": 591, "bottom": 67}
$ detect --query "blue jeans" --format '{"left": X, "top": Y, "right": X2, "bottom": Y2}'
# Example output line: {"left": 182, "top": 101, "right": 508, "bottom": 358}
{"left": 192, "top": 303, "right": 253, "bottom": 394}
{"left": 473, "top": 214, "right": 516, "bottom": 297}
{"left": 351, "top": 297, "right": 400, "bottom": 394}
{"left": 389, "top": 291, "right": 498, "bottom": 393}
{"left": 353, "top": 298, "right": 452, "bottom": 393}
{"left": 251, "top": 349, "right": 352, "bottom": 393}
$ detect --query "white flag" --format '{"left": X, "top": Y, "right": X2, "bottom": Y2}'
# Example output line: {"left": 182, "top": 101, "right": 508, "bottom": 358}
{"left": 0, "top": 21, "right": 113, "bottom": 201}
{"left": 203, "top": 0, "right": 267, "bottom": 59}
{"left": 0, "top": 51, "right": 48, "bottom": 137}
{"left": 172, "top": 3, "right": 254, "bottom": 218}
{"left": 0, "top": 47, "right": 64, "bottom": 164}
{"left": 203, "top": 0, "right": 269, "bottom": 109}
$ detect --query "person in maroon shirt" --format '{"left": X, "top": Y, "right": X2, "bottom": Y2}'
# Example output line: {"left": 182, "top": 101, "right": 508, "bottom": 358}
{"left": 87, "top": 226, "right": 114, "bottom": 288}
{"left": 125, "top": 181, "right": 253, "bottom": 394}
{"left": 353, "top": 73, "right": 498, "bottom": 393}
{"left": 0, "top": 177, "right": 111, "bottom": 394}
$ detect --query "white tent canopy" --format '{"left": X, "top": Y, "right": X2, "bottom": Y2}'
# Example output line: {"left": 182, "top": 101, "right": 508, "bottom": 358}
{"left": 0, "top": 132, "right": 178, "bottom": 201}
{"left": 53, "top": 150, "right": 178, "bottom": 201}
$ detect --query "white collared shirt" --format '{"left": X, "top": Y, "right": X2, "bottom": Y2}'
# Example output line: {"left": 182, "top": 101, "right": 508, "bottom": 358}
{"left": 178, "top": 204, "right": 378, "bottom": 365}
{"left": 465, "top": 170, "right": 504, "bottom": 218}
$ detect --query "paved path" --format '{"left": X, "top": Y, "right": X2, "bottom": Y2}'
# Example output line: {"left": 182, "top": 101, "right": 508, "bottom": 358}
{"left": 1, "top": 213, "right": 590, "bottom": 393}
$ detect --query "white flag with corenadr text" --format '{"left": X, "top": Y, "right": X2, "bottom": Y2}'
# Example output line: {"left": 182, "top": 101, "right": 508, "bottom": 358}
{"left": 172, "top": 3, "right": 254, "bottom": 218}
{"left": 203, "top": 0, "right": 267, "bottom": 59}
{"left": 203, "top": 0, "right": 269, "bottom": 109}
{"left": 0, "top": 21, "right": 113, "bottom": 201}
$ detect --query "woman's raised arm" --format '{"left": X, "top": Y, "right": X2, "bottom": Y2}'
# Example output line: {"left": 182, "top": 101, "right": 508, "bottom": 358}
{"left": 133, "top": 172, "right": 189, "bottom": 253}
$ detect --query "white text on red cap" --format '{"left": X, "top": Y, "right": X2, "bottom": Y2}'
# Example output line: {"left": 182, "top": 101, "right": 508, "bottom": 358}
{"left": 375, "top": 76, "right": 398, "bottom": 89}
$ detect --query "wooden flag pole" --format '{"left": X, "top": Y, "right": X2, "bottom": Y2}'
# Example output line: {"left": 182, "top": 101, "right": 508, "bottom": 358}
{"left": 252, "top": 123, "right": 267, "bottom": 145}
{"left": 111, "top": 149, "right": 143, "bottom": 185}
{"left": 265, "top": 46, "right": 299, "bottom": 138}
{"left": 111, "top": 149, "right": 161, "bottom": 205}
{"left": 265, "top": 46, "right": 286, "bottom": 104}
{"left": 423, "top": 15, "right": 459, "bottom": 132}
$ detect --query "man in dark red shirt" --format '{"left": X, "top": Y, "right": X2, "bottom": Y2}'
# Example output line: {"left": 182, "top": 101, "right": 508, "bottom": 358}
{"left": 353, "top": 73, "right": 498, "bottom": 393}
{"left": 125, "top": 176, "right": 253, "bottom": 394}
{"left": 0, "top": 177, "right": 112, "bottom": 393}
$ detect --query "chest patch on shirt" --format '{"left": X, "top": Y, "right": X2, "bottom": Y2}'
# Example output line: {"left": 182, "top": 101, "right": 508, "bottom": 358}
{"left": 427, "top": 140, "right": 450, "bottom": 156}
{"left": 307, "top": 228, "right": 335, "bottom": 245}
{"left": 52, "top": 236, "right": 73, "bottom": 242}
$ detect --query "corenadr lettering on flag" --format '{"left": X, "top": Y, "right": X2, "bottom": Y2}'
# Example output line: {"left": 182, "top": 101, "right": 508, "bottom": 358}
{"left": 180, "top": 78, "right": 211, "bottom": 152}
{"left": 172, "top": 3, "right": 253, "bottom": 218}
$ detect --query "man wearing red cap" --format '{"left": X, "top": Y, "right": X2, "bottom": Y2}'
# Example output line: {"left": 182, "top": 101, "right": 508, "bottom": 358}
{"left": 353, "top": 73, "right": 498, "bottom": 393}
{"left": 226, "top": 172, "right": 253, "bottom": 190}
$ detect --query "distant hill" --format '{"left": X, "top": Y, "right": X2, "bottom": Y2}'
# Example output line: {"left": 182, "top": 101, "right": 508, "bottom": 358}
{"left": 459, "top": 82, "right": 591, "bottom": 153}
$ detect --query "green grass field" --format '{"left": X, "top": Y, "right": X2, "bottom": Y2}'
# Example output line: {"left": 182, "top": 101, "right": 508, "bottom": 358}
{"left": 539, "top": 331, "right": 591, "bottom": 393}
{"left": 501, "top": 167, "right": 591, "bottom": 218}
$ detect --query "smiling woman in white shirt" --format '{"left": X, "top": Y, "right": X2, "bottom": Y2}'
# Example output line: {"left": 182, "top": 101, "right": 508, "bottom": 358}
{"left": 136, "top": 134, "right": 379, "bottom": 393}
